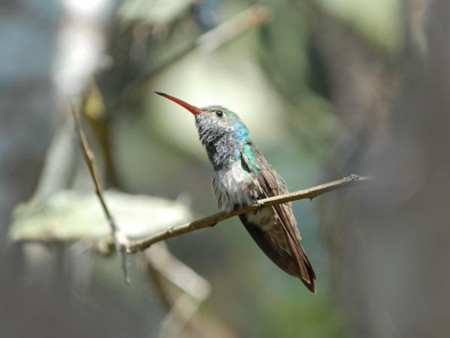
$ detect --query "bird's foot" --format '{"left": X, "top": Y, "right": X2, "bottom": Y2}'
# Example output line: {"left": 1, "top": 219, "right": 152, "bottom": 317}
{"left": 253, "top": 200, "right": 265, "bottom": 214}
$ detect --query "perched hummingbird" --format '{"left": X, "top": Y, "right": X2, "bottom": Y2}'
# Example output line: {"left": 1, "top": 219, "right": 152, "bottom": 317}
{"left": 155, "top": 92, "right": 316, "bottom": 292}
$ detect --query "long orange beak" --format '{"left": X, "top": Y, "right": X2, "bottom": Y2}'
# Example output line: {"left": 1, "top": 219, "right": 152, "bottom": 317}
{"left": 155, "top": 92, "right": 204, "bottom": 115}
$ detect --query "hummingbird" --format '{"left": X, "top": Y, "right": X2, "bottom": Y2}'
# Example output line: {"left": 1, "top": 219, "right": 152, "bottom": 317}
{"left": 155, "top": 92, "right": 316, "bottom": 292}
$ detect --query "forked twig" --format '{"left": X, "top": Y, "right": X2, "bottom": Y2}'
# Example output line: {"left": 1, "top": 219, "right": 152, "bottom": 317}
{"left": 71, "top": 104, "right": 131, "bottom": 284}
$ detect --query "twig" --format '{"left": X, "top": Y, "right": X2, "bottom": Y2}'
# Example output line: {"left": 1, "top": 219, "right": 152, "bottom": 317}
{"left": 71, "top": 104, "right": 131, "bottom": 284}
{"left": 107, "top": 5, "right": 272, "bottom": 113}
{"left": 129, "top": 174, "right": 372, "bottom": 253}
{"left": 142, "top": 243, "right": 211, "bottom": 338}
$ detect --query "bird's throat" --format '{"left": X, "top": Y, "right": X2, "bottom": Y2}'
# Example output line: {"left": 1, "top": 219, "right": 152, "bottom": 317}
{"left": 205, "top": 134, "right": 243, "bottom": 170}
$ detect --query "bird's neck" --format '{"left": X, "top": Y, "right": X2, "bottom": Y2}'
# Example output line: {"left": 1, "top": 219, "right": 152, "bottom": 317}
{"left": 196, "top": 117, "right": 251, "bottom": 170}
{"left": 206, "top": 133, "right": 245, "bottom": 170}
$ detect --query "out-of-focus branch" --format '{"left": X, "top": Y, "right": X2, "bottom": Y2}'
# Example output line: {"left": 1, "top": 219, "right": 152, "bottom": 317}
{"left": 142, "top": 243, "right": 211, "bottom": 338}
{"left": 33, "top": 115, "right": 76, "bottom": 200}
{"left": 107, "top": 5, "right": 272, "bottom": 112}
{"left": 129, "top": 174, "right": 372, "bottom": 253}
{"left": 71, "top": 105, "right": 131, "bottom": 284}
{"left": 81, "top": 80, "right": 121, "bottom": 187}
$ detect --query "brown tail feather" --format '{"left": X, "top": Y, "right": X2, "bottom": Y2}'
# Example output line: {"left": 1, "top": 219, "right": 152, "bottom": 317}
{"left": 241, "top": 215, "right": 316, "bottom": 293}
{"left": 298, "top": 246, "right": 316, "bottom": 293}
{"left": 284, "top": 226, "right": 316, "bottom": 292}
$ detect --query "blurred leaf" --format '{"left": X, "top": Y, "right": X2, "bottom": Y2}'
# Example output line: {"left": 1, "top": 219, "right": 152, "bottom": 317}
{"left": 9, "top": 190, "right": 192, "bottom": 242}
{"left": 83, "top": 81, "right": 105, "bottom": 120}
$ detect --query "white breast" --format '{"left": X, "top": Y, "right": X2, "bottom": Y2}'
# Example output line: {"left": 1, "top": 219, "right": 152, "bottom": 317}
{"left": 212, "top": 161, "right": 257, "bottom": 212}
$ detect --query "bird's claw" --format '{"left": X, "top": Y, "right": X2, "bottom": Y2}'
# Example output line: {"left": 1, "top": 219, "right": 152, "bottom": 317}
{"left": 253, "top": 200, "right": 265, "bottom": 213}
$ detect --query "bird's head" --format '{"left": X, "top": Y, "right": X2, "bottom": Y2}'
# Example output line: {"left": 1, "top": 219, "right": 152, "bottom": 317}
{"left": 155, "top": 92, "right": 249, "bottom": 146}
{"left": 155, "top": 92, "right": 250, "bottom": 169}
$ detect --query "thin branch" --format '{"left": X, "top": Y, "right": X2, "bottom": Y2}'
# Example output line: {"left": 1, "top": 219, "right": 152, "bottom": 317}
{"left": 71, "top": 104, "right": 131, "bottom": 284}
{"left": 107, "top": 5, "right": 272, "bottom": 113}
{"left": 129, "top": 174, "right": 372, "bottom": 253}
{"left": 142, "top": 243, "right": 211, "bottom": 338}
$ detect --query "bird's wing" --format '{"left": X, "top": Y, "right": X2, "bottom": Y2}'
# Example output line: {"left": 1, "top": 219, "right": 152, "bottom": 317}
{"left": 241, "top": 142, "right": 316, "bottom": 292}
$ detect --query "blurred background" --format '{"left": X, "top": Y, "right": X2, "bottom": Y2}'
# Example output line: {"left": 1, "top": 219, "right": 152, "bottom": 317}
{"left": 1, "top": 0, "right": 449, "bottom": 337}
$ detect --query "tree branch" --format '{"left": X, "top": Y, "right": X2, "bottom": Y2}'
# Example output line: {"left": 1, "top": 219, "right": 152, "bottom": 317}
{"left": 107, "top": 5, "right": 272, "bottom": 113}
{"left": 129, "top": 174, "right": 372, "bottom": 253}
{"left": 71, "top": 104, "right": 131, "bottom": 283}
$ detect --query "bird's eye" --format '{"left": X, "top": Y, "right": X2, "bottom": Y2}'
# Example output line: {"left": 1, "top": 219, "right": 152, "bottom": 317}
{"left": 215, "top": 110, "right": 224, "bottom": 117}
